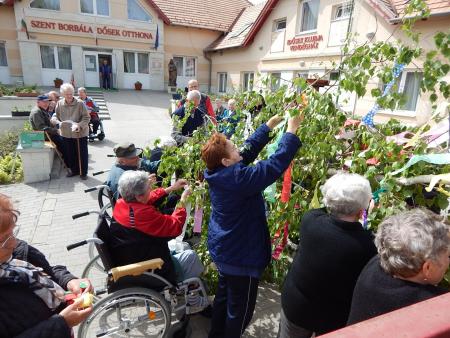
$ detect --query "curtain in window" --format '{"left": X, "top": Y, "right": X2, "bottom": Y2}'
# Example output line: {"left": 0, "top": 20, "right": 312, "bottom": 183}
{"left": 271, "top": 73, "right": 281, "bottom": 91}
{"left": 301, "top": 0, "right": 319, "bottom": 31}
{"left": 40, "top": 46, "right": 55, "bottom": 69}
{"left": 173, "top": 57, "right": 184, "bottom": 76}
{"left": 138, "top": 53, "right": 149, "bottom": 74}
{"left": 401, "top": 72, "right": 422, "bottom": 111}
{"left": 81, "top": 0, "right": 94, "bottom": 14}
{"left": 127, "top": 0, "right": 152, "bottom": 21}
{"left": 244, "top": 73, "right": 254, "bottom": 91}
{"left": 185, "top": 58, "right": 196, "bottom": 77}
{"left": 30, "top": 0, "right": 60, "bottom": 10}
{"left": 97, "top": 0, "right": 109, "bottom": 15}
{"left": 219, "top": 74, "right": 227, "bottom": 92}
{"left": 57, "top": 47, "right": 72, "bottom": 70}
{"left": 0, "top": 43, "right": 7, "bottom": 67}
{"left": 124, "top": 52, "right": 135, "bottom": 73}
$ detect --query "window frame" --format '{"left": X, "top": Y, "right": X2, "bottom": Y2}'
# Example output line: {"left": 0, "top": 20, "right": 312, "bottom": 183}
{"left": 40, "top": 45, "right": 72, "bottom": 70}
{"left": 30, "top": 0, "right": 60, "bottom": 11}
{"left": 270, "top": 72, "right": 282, "bottom": 91}
{"left": 218, "top": 72, "right": 227, "bottom": 93}
{"left": 127, "top": 0, "right": 153, "bottom": 23}
{"left": 297, "top": 0, "right": 320, "bottom": 35}
{"left": 273, "top": 18, "right": 287, "bottom": 32}
{"left": 80, "top": 0, "right": 110, "bottom": 17}
{"left": 332, "top": 2, "right": 352, "bottom": 21}
{"left": 243, "top": 72, "right": 255, "bottom": 91}
{"left": 0, "top": 42, "right": 8, "bottom": 67}
{"left": 173, "top": 56, "right": 197, "bottom": 78}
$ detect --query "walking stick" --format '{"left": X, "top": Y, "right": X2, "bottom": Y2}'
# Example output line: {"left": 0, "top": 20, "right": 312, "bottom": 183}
{"left": 44, "top": 131, "right": 67, "bottom": 170}
{"left": 76, "top": 137, "right": 82, "bottom": 177}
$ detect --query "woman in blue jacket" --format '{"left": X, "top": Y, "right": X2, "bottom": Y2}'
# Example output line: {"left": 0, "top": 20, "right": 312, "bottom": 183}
{"left": 201, "top": 114, "right": 303, "bottom": 338}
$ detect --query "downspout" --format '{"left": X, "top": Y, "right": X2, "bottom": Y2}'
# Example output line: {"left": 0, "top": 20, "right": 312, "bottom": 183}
{"left": 203, "top": 50, "right": 212, "bottom": 94}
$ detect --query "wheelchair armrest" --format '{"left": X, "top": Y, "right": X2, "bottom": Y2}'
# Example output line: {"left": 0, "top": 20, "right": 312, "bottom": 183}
{"left": 110, "top": 258, "right": 164, "bottom": 282}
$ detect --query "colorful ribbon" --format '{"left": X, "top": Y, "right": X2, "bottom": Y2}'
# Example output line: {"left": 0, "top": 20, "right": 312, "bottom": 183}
{"left": 193, "top": 205, "right": 203, "bottom": 234}
{"left": 391, "top": 153, "right": 450, "bottom": 175}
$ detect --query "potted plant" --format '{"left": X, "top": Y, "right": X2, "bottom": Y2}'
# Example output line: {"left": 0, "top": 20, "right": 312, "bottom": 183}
{"left": 134, "top": 81, "right": 142, "bottom": 91}
{"left": 15, "top": 85, "right": 39, "bottom": 97}
{"left": 11, "top": 105, "right": 32, "bottom": 117}
{"left": 54, "top": 78, "right": 63, "bottom": 88}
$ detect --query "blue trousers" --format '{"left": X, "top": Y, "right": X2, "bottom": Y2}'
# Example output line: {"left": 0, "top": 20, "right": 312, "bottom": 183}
{"left": 209, "top": 273, "right": 259, "bottom": 338}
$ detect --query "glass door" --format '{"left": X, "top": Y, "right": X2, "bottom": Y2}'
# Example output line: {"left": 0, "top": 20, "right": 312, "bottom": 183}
{"left": 83, "top": 52, "right": 100, "bottom": 88}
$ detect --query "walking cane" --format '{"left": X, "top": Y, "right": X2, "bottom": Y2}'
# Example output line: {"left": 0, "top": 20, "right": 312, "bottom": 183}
{"left": 76, "top": 136, "right": 82, "bottom": 177}
{"left": 44, "top": 131, "right": 67, "bottom": 170}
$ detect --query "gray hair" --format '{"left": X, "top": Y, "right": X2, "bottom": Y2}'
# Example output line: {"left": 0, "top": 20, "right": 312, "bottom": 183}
{"left": 77, "top": 87, "right": 87, "bottom": 94}
{"left": 60, "top": 83, "right": 74, "bottom": 95}
{"left": 321, "top": 172, "right": 372, "bottom": 216}
{"left": 187, "top": 90, "right": 201, "bottom": 102}
{"left": 118, "top": 171, "right": 150, "bottom": 203}
{"left": 375, "top": 208, "right": 450, "bottom": 277}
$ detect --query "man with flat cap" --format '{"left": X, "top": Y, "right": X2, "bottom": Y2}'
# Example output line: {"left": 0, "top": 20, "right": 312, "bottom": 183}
{"left": 29, "top": 94, "right": 68, "bottom": 168}
{"left": 106, "top": 142, "right": 160, "bottom": 200}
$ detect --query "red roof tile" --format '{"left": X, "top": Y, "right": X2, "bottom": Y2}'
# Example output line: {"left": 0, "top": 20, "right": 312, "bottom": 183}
{"left": 150, "top": 0, "right": 252, "bottom": 32}
{"left": 366, "top": 0, "right": 450, "bottom": 22}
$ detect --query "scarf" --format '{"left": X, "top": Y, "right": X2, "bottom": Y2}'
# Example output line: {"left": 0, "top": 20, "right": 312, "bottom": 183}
{"left": 0, "top": 258, "right": 65, "bottom": 310}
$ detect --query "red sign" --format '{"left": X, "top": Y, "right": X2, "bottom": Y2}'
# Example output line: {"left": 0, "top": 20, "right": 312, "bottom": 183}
{"left": 29, "top": 19, "right": 153, "bottom": 41}
{"left": 287, "top": 34, "right": 323, "bottom": 51}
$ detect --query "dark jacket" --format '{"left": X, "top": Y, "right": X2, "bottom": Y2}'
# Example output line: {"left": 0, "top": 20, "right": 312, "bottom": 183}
{"left": 281, "top": 208, "right": 377, "bottom": 334}
{"left": 0, "top": 240, "right": 76, "bottom": 338}
{"left": 171, "top": 105, "right": 205, "bottom": 145}
{"left": 204, "top": 124, "right": 301, "bottom": 278}
{"left": 347, "top": 255, "right": 448, "bottom": 325}
{"left": 29, "top": 106, "right": 58, "bottom": 136}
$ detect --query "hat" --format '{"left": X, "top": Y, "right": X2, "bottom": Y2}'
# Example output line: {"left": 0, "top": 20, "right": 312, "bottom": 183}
{"left": 113, "top": 142, "right": 143, "bottom": 158}
{"left": 37, "top": 94, "right": 50, "bottom": 101}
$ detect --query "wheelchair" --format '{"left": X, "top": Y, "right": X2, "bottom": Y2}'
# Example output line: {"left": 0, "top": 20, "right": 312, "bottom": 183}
{"left": 88, "top": 111, "right": 106, "bottom": 142}
{"left": 68, "top": 209, "right": 209, "bottom": 337}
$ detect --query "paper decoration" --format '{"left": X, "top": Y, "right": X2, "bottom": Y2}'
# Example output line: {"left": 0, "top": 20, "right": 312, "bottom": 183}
{"left": 391, "top": 153, "right": 450, "bottom": 175}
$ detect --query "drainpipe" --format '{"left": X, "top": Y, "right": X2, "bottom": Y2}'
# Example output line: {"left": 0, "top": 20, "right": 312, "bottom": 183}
{"left": 203, "top": 50, "right": 212, "bottom": 94}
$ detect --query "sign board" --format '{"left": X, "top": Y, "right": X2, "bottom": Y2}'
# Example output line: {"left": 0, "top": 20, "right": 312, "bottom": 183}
{"left": 287, "top": 34, "right": 323, "bottom": 51}
{"left": 19, "top": 131, "right": 45, "bottom": 149}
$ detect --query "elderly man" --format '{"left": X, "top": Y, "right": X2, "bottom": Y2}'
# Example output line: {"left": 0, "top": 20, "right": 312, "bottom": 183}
{"left": 218, "top": 98, "right": 240, "bottom": 138}
{"left": 178, "top": 79, "right": 216, "bottom": 121}
{"left": 47, "top": 91, "right": 60, "bottom": 114}
{"left": 99, "top": 59, "right": 112, "bottom": 90}
{"left": 29, "top": 95, "right": 68, "bottom": 168}
{"left": 52, "top": 83, "right": 90, "bottom": 180}
{"left": 171, "top": 90, "right": 207, "bottom": 146}
{"left": 106, "top": 142, "right": 160, "bottom": 200}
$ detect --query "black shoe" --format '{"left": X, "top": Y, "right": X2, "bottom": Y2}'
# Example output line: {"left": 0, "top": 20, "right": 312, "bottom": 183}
{"left": 80, "top": 175, "right": 88, "bottom": 180}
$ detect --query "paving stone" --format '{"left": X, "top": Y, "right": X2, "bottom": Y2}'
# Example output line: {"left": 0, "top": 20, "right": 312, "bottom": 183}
{"left": 37, "top": 211, "right": 53, "bottom": 226}
{"left": 42, "top": 198, "right": 57, "bottom": 211}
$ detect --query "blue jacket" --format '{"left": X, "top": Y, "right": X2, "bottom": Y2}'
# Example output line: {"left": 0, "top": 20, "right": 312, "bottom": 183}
{"left": 171, "top": 105, "right": 205, "bottom": 145}
{"left": 204, "top": 124, "right": 301, "bottom": 278}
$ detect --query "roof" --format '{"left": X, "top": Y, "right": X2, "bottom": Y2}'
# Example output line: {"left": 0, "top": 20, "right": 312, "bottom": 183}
{"left": 0, "top": 0, "right": 14, "bottom": 5}
{"left": 366, "top": 0, "right": 450, "bottom": 23}
{"left": 206, "top": 0, "right": 280, "bottom": 51}
{"left": 149, "top": 0, "right": 253, "bottom": 32}
{"left": 206, "top": 2, "right": 267, "bottom": 51}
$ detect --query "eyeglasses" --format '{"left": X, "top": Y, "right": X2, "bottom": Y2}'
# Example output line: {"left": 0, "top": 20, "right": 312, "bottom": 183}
{"left": 0, "top": 226, "right": 20, "bottom": 249}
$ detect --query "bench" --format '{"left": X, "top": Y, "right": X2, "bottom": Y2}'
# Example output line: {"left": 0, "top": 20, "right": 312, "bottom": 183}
{"left": 17, "top": 141, "right": 55, "bottom": 184}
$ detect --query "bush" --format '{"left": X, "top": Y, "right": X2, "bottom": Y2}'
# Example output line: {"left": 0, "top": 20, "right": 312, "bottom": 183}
{"left": 0, "top": 122, "right": 30, "bottom": 184}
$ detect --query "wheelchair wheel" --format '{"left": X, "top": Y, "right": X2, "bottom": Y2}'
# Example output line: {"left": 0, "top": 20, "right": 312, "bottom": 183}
{"left": 82, "top": 255, "right": 108, "bottom": 298}
{"left": 78, "top": 287, "right": 171, "bottom": 338}
{"left": 98, "top": 132, "right": 105, "bottom": 141}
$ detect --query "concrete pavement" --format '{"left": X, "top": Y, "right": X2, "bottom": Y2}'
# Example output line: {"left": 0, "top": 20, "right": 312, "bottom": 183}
{"left": 0, "top": 90, "right": 281, "bottom": 338}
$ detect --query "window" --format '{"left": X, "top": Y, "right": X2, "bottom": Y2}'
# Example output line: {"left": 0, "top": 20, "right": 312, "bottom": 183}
{"left": 81, "top": 0, "right": 109, "bottom": 16}
{"left": 330, "top": 71, "right": 340, "bottom": 81}
{"left": 0, "top": 43, "right": 7, "bottom": 67}
{"left": 127, "top": 0, "right": 152, "bottom": 22}
{"left": 218, "top": 73, "right": 227, "bottom": 93}
{"left": 328, "top": 2, "right": 351, "bottom": 46}
{"left": 271, "top": 18, "right": 286, "bottom": 53}
{"left": 297, "top": 72, "right": 308, "bottom": 79}
{"left": 298, "top": 0, "right": 319, "bottom": 33}
{"left": 30, "top": 0, "right": 60, "bottom": 10}
{"left": 124, "top": 52, "right": 149, "bottom": 74}
{"left": 243, "top": 72, "right": 255, "bottom": 91}
{"left": 270, "top": 73, "right": 281, "bottom": 91}
{"left": 380, "top": 71, "right": 423, "bottom": 112}
{"left": 40, "top": 45, "right": 72, "bottom": 70}
{"left": 173, "top": 56, "right": 197, "bottom": 77}
{"left": 138, "top": 53, "right": 149, "bottom": 74}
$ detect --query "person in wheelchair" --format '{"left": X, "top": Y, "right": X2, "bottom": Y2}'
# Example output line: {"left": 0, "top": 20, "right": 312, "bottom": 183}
{"left": 111, "top": 171, "right": 204, "bottom": 286}
{"left": 77, "top": 87, "right": 102, "bottom": 141}
{"left": 106, "top": 142, "right": 161, "bottom": 201}
{"left": 0, "top": 193, "right": 93, "bottom": 338}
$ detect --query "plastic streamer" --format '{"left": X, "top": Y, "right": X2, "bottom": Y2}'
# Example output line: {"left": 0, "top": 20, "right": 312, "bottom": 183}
{"left": 193, "top": 205, "right": 203, "bottom": 234}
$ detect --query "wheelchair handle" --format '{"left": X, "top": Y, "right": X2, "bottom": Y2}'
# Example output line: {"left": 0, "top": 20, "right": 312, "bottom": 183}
{"left": 72, "top": 211, "right": 90, "bottom": 219}
{"left": 84, "top": 187, "right": 98, "bottom": 193}
{"left": 66, "top": 240, "right": 87, "bottom": 251}
{"left": 107, "top": 154, "right": 115, "bottom": 157}
{"left": 93, "top": 170, "right": 110, "bottom": 176}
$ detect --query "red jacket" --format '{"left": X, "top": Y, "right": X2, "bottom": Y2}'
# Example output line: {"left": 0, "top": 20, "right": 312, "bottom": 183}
{"left": 113, "top": 188, "right": 186, "bottom": 238}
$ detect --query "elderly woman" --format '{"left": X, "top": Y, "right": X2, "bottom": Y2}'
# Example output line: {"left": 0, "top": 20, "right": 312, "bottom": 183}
{"left": 52, "top": 83, "right": 90, "bottom": 179}
{"left": 0, "top": 194, "right": 92, "bottom": 337}
{"left": 77, "top": 87, "right": 100, "bottom": 138}
{"left": 47, "top": 90, "right": 60, "bottom": 114}
{"left": 279, "top": 172, "right": 377, "bottom": 337}
{"left": 111, "top": 171, "right": 204, "bottom": 284}
{"left": 347, "top": 208, "right": 449, "bottom": 325}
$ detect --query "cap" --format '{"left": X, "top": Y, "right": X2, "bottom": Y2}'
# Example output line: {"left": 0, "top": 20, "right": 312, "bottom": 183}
{"left": 113, "top": 142, "right": 143, "bottom": 158}
{"left": 37, "top": 94, "right": 50, "bottom": 101}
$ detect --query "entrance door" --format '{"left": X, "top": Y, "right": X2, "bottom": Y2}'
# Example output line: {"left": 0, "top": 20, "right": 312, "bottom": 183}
{"left": 98, "top": 54, "right": 113, "bottom": 89}
{"left": 84, "top": 52, "right": 100, "bottom": 88}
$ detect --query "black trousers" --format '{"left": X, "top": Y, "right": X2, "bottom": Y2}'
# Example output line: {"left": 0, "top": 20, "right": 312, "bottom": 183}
{"left": 209, "top": 273, "right": 259, "bottom": 338}
{"left": 48, "top": 133, "right": 69, "bottom": 168}
{"left": 102, "top": 75, "right": 111, "bottom": 89}
{"left": 63, "top": 137, "right": 88, "bottom": 176}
